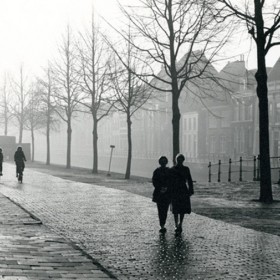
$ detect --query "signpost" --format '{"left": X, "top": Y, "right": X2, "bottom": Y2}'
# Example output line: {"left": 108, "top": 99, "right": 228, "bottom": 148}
{"left": 107, "top": 145, "right": 115, "bottom": 176}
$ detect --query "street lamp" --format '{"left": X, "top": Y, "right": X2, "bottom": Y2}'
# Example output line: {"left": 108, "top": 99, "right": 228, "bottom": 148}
{"left": 107, "top": 145, "right": 115, "bottom": 176}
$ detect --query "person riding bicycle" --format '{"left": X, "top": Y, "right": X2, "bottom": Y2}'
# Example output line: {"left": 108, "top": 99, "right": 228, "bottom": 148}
{"left": 14, "top": 146, "right": 26, "bottom": 177}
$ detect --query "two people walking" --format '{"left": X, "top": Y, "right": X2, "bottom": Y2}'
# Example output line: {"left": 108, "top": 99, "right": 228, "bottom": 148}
{"left": 152, "top": 154, "right": 194, "bottom": 234}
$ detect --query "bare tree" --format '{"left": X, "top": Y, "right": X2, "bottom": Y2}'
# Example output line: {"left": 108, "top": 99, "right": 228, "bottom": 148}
{"left": 109, "top": 42, "right": 152, "bottom": 179}
{"left": 10, "top": 65, "right": 29, "bottom": 144}
{"left": 37, "top": 65, "right": 57, "bottom": 165}
{"left": 0, "top": 73, "right": 13, "bottom": 136}
{"left": 118, "top": 0, "right": 231, "bottom": 163}
{"left": 53, "top": 26, "right": 82, "bottom": 169}
{"left": 25, "top": 82, "right": 45, "bottom": 162}
{"left": 217, "top": 0, "right": 280, "bottom": 202}
{"left": 77, "top": 14, "right": 114, "bottom": 174}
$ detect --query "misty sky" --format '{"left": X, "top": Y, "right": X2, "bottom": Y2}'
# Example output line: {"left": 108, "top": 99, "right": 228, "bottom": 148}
{"left": 0, "top": 0, "right": 279, "bottom": 76}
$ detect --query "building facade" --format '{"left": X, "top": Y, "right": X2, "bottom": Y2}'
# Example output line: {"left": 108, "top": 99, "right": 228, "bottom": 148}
{"left": 23, "top": 56, "right": 280, "bottom": 179}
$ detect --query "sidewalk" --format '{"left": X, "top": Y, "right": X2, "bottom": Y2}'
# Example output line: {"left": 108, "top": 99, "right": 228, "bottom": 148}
{"left": 0, "top": 163, "right": 280, "bottom": 279}
{"left": 0, "top": 190, "right": 116, "bottom": 279}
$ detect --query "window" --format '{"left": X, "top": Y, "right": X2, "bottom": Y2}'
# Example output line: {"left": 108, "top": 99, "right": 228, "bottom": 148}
{"left": 233, "top": 106, "right": 239, "bottom": 121}
{"left": 193, "top": 135, "right": 197, "bottom": 157}
{"left": 221, "top": 111, "right": 230, "bottom": 127}
{"left": 239, "top": 104, "right": 244, "bottom": 121}
{"left": 269, "top": 103, "right": 272, "bottom": 121}
{"left": 188, "top": 118, "right": 192, "bottom": 130}
{"left": 244, "top": 104, "right": 253, "bottom": 121}
{"left": 276, "top": 103, "right": 280, "bottom": 123}
{"left": 209, "top": 115, "right": 218, "bottom": 128}
{"left": 240, "top": 129, "right": 245, "bottom": 153}
{"left": 165, "top": 92, "right": 168, "bottom": 102}
{"left": 220, "top": 136, "right": 226, "bottom": 153}
{"left": 234, "top": 128, "right": 239, "bottom": 153}
{"left": 193, "top": 117, "right": 197, "bottom": 130}
{"left": 184, "top": 118, "right": 187, "bottom": 130}
{"left": 209, "top": 136, "right": 216, "bottom": 153}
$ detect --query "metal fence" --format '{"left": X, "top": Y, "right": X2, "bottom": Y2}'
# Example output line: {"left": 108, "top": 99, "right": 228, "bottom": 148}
{"left": 208, "top": 155, "right": 280, "bottom": 183}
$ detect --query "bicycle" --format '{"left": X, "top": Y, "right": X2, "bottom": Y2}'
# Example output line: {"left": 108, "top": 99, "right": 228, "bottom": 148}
{"left": 16, "top": 162, "right": 24, "bottom": 183}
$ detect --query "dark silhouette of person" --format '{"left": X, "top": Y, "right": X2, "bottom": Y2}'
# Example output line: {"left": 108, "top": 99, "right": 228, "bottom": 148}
{"left": 0, "top": 148, "right": 3, "bottom": 176}
{"left": 14, "top": 146, "right": 26, "bottom": 177}
{"left": 170, "top": 153, "right": 194, "bottom": 234}
{"left": 152, "top": 156, "right": 171, "bottom": 233}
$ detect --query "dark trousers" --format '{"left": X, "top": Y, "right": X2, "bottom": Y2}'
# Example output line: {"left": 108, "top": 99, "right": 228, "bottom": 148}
{"left": 157, "top": 201, "right": 170, "bottom": 227}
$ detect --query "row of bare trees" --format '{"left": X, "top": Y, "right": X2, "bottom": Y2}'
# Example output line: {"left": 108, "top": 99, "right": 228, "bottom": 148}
{"left": 0, "top": 13, "right": 152, "bottom": 179}
{"left": 0, "top": 0, "right": 279, "bottom": 202}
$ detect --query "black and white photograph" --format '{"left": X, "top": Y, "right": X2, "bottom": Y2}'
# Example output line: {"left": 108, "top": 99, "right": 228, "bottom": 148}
{"left": 0, "top": 0, "right": 279, "bottom": 279}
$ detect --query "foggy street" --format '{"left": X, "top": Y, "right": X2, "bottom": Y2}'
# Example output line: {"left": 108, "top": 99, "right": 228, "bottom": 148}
{"left": 0, "top": 163, "right": 280, "bottom": 279}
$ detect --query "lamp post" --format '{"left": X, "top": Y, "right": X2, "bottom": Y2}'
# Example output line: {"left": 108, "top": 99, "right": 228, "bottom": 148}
{"left": 107, "top": 145, "right": 115, "bottom": 176}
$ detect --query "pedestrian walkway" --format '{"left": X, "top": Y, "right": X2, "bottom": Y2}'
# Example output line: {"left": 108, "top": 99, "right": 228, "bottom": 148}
{"left": 0, "top": 183, "right": 115, "bottom": 279}
{"left": 0, "top": 163, "right": 280, "bottom": 279}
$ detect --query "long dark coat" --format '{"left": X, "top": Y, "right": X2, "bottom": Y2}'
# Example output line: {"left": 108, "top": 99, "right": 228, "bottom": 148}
{"left": 170, "top": 165, "right": 194, "bottom": 214}
{"left": 14, "top": 150, "right": 26, "bottom": 163}
{"left": 152, "top": 167, "right": 171, "bottom": 204}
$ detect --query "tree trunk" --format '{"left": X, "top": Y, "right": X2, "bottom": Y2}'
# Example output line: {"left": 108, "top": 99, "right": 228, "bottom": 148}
{"left": 255, "top": 0, "right": 273, "bottom": 203}
{"left": 46, "top": 117, "right": 50, "bottom": 165}
{"left": 168, "top": 8, "right": 180, "bottom": 164}
{"left": 172, "top": 87, "right": 181, "bottom": 164}
{"left": 125, "top": 114, "right": 132, "bottom": 179}
{"left": 31, "top": 128, "right": 35, "bottom": 162}
{"left": 4, "top": 121, "right": 7, "bottom": 136}
{"left": 92, "top": 116, "right": 98, "bottom": 174}
{"left": 66, "top": 121, "right": 72, "bottom": 169}
{"left": 257, "top": 89, "right": 272, "bottom": 202}
{"left": 19, "top": 122, "right": 23, "bottom": 144}
{"left": 4, "top": 109, "right": 8, "bottom": 136}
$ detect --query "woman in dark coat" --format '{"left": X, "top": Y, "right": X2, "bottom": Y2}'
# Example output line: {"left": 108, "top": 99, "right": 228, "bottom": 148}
{"left": 152, "top": 156, "right": 171, "bottom": 233}
{"left": 171, "top": 153, "right": 194, "bottom": 234}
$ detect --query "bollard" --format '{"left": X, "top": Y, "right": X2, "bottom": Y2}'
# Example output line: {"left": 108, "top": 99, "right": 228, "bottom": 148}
{"left": 239, "top": 157, "right": 242, "bottom": 181}
{"left": 228, "top": 158, "right": 231, "bottom": 182}
{"left": 218, "top": 160, "right": 221, "bottom": 182}
{"left": 208, "top": 162, "right": 211, "bottom": 183}
{"left": 253, "top": 156, "right": 257, "bottom": 181}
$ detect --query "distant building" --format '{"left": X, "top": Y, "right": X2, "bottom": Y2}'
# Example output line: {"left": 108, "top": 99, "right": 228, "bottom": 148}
{"left": 98, "top": 55, "right": 280, "bottom": 165}
{"left": 268, "top": 57, "right": 280, "bottom": 158}
{"left": 25, "top": 55, "right": 280, "bottom": 178}
{"left": 0, "top": 136, "right": 31, "bottom": 161}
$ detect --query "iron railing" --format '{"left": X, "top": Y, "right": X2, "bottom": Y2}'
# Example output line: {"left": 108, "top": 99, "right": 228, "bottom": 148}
{"left": 208, "top": 155, "right": 280, "bottom": 183}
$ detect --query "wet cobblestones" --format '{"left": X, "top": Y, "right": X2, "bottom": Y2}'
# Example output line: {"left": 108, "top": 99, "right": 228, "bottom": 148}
{"left": 0, "top": 164, "right": 280, "bottom": 279}
{"left": 0, "top": 192, "right": 114, "bottom": 279}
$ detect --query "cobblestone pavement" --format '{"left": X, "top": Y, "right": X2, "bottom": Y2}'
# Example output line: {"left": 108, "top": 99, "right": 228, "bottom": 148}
{"left": 1, "top": 163, "right": 280, "bottom": 279}
{"left": 0, "top": 190, "right": 114, "bottom": 279}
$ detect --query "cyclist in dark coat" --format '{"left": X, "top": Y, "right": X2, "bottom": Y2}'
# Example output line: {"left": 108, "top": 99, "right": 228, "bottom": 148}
{"left": 14, "top": 146, "right": 26, "bottom": 177}
{"left": 152, "top": 156, "right": 172, "bottom": 233}
{"left": 170, "top": 153, "right": 194, "bottom": 234}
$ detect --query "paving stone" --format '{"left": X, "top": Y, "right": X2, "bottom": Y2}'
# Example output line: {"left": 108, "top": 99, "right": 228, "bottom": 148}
{"left": 0, "top": 163, "right": 280, "bottom": 279}
{"left": 0, "top": 172, "right": 116, "bottom": 279}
